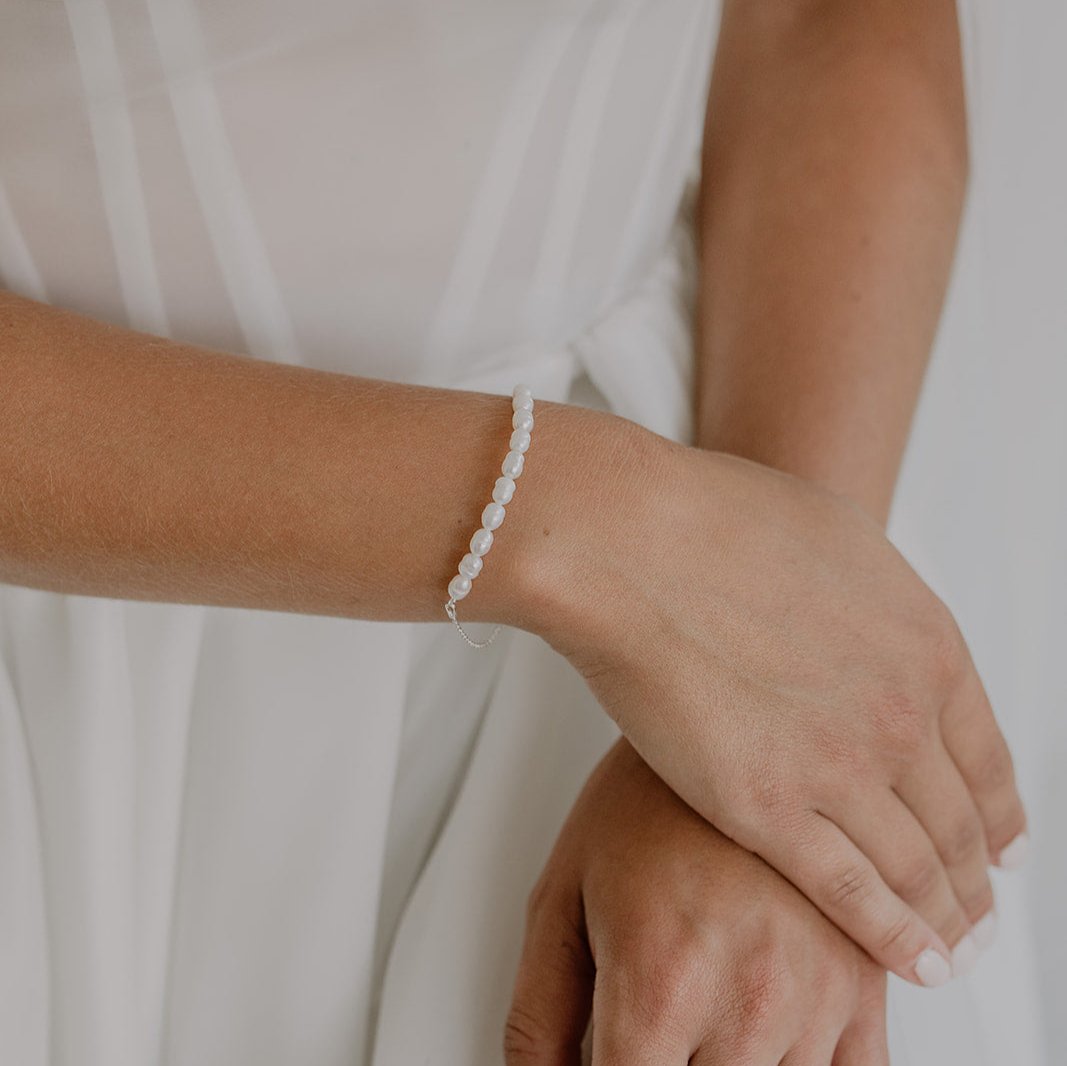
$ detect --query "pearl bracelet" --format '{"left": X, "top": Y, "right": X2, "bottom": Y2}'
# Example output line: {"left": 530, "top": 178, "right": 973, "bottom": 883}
{"left": 444, "top": 383, "right": 534, "bottom": 648}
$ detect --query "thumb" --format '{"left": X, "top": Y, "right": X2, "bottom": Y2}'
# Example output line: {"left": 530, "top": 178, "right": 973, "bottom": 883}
{"left": 505, "top": 879, "right": 594, "bottom": 1065}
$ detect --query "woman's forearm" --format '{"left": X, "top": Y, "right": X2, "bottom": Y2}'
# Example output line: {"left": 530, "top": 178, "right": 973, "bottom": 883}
{"left": 0, "top": 289, "right": 643, "bottom": 627}
{"left": 3, "top": 0, "right": 968, "bottom": 631}
{"left": 695, "top": 0, "right": 968, "bottom": 525}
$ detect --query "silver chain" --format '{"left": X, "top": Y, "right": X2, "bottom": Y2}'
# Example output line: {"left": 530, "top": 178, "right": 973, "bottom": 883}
{"left": 444, "top": 598, "right": 502, "bottom": 649}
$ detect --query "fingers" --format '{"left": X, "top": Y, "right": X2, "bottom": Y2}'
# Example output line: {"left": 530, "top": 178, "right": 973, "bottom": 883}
{"left": 832, "top": 973, "right": 889, "bottom": 1066}
{"left": 590, "top": 1026, "right": 688, "bottom": 1065}
{"left": 688, "top": 1027, "right": 794, "bottom": 1066}
{"left": 589, "top": 936, "right": 794, "bottom": 1066}
{"left": 589, "top": 984, "right": 690, "bottom": 1066}
{"left": 939, "top": 654, "right": 1028, "bottom": 866}
{"left": 505, "top": 880, "right": 593, "bottom": 1065}
{"left": 688, "top": 1005, "right": 812, "bottom": 1066}
{"left": 780, "top": 1033, "right": 845, "bottom": 1066}
{"left": 832, "top": 1015, "right": 890, "bottom": 1066}
{"left": 841, "top": 786, "right": 976, "bottom": 965}
{"left": 688, "top": 1045, "right": 778, "bottom": 1066}
{"left": 690, "top": 967, "right": 879, "bottom": 1066}
{"left": 762, "top": 813, "right": 952, "bottom": 988}
{"left": 895, "top": 738, "right": 996, "bottom": 966}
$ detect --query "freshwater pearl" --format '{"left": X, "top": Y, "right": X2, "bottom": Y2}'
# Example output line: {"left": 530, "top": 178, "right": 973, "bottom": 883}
{"left": 482, "top": 502, "right": 505, "bottom": 530}
{"left": 470, "top": 528, "right": 494, "bottom": 556}
{"left": 458, "top": 553, "right": 483, "bottom": 579}
{"left": 492, "top": 476, "right": 515, "bottom": 504}
{"left": 501, "top": 450, "right": 524, "bottom": 479}
{"left": 446, "top": 385, "right": 536, "bottom": 628}
{"left": 448, "top": 573, "right": 472, "bottom": 601}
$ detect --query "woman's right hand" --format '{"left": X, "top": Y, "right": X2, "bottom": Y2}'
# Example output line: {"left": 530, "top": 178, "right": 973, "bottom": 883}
{"left": 510, "top": 410, "right": 1026, "bottom": 987}
{"left": 508, "top": 738, "right": 889, "bottom": 1065}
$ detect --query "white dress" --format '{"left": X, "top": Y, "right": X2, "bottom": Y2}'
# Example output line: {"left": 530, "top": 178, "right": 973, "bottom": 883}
{"left": 0, "top": 1, "right": 1061, "bottom": 1064}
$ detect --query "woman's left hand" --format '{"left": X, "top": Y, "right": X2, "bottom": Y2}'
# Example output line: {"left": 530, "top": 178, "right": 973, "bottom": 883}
{"left": 505, "top": 738, "right": 889, "bottom": 1065}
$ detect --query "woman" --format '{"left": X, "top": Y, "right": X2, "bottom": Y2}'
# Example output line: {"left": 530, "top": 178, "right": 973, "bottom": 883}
{"left": 0, "top": 0, "right": 1048, "bottom": 1063}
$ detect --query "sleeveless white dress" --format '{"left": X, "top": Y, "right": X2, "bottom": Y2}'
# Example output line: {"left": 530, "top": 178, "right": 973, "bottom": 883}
{"left": 0, "top": 1, "right": 1061, "bottom": 1064}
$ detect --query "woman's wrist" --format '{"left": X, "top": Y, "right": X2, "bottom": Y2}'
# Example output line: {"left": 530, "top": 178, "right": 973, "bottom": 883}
{"left": 467, "top": 398, "right": 685, "bottom": 651}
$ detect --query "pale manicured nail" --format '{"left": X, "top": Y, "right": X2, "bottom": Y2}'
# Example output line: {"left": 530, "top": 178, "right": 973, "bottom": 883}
{"left": 972, "top": 911, "right": 998, "bottom": 950}
{"left": 998, "top": 832, "right": 1030, "bottom": 870}
{"left": 951, "top": 933, "right": 981, "bottom": 977}
{"left": 914, "top": 949, "right": 952, "bottom": 987}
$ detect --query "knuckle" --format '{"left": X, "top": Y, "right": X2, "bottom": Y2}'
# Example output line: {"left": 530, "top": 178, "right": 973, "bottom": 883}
{"left": 875, "top": 909, "right": 915, "bottom": 956}
{"left": 942, "top": 816, "right": 986, "bottom": 869}
{"left": 805, "top": 713, "right": 854, "bottom": 766}
{"left": 642, "top": 975, "right": 689, "bottom": 1033}
{"left": 825, "top": 862, "right": 875, "bottom": 912}
{"left": 871, "top": 688, "right": 933, "bottom": 760}
{"left": 745, "top": 763, "right": 794, "bottom": 819}
{"left": 502, "top": 1004, "right": 547, "bottom": 1062}
{"left": 894, "top": 856, "right": 944, "bottom": 904}
{"left": 728, "top": 954, "right": 791, "bottom": 1043}
{"left": 611, "top": 921, "right": 704, "bottom": 1036}
{"left": 811, "top": 724, "right": 869, "bottom": 786}
{"left": 721, "top": 1030, "right": 763, "bottom": 1066}
{"left": 926, "top": 613, "right": 968, "bottom": 688}
{"left": 624, "top": 968, "right": 690, "bottom": 1040}
{"left": 972, "top": 739, "right": 1017, "bottom": 795}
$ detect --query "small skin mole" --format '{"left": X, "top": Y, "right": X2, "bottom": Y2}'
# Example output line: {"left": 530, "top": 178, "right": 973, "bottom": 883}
{"left": 542, "top": 528, "right": 550, "bottom": 537}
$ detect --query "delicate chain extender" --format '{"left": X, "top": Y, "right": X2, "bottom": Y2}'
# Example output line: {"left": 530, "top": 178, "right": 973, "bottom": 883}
{"left": 444, "top": 600, "right": 502, "bottom": 648}
{"left": 444, "top": 384, "right": 534, "bottom": 648}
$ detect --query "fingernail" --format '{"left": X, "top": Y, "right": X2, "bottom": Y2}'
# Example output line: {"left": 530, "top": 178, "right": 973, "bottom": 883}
{"left": 914, "top": 949, "right": 952, "bottom": 987}
{"left": 972, "top": 911, "right": 998, "bottom": 950}
{"left": 998, "top": 832, "right": 1030, "bottom": 870}
{"left": 951, "top": 933, "right": 981, "bottom": 977}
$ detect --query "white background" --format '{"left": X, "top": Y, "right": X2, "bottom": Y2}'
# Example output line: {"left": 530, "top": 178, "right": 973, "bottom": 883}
{"left": 892, "top": 1, "right": 1066, "bottom": 1057}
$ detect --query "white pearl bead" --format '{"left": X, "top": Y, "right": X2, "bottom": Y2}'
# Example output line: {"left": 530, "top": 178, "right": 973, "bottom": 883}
{"left": 448, "top": 573, "right": 472, "bottom": 601}
{"left": 470, "top": 528, "right": 494, "bottom": 556}
{"left": 509, "top": 429, "right": 531, "bottom": 453}
{"left": 512, "top": 410, "right": 534, "bottom": 433}
{"left": 513, "top": 384, "right": 533, "bottom": 401}
{"left": 493, "top": 476, "right": 515, "bottom": 504}
{"left": 458, "top": 552, "right": 483, "bottom": 579}
{"left": 512, "top": 394, "right": 534, "bottom": 413}
{"left": 501, "top": 450, "right": 524, "bottom": 479}
{"left": 481, "top": 502, "right": 505, "bottom": 530}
